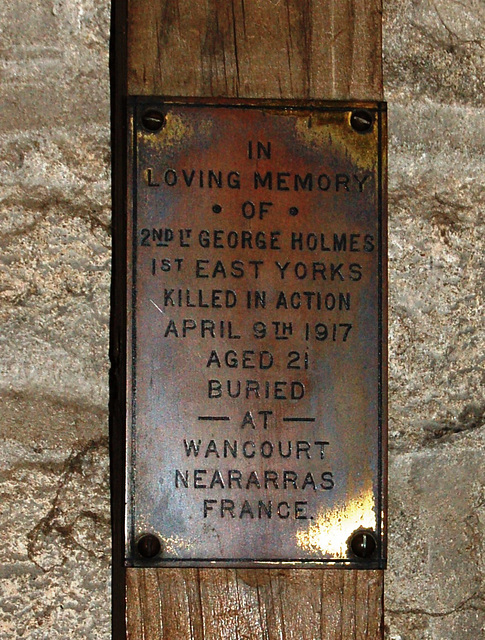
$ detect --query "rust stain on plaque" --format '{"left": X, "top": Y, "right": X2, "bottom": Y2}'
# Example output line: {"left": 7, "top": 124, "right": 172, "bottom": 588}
{"left": 125, "top": 99, "right": 387, "bottom": 568}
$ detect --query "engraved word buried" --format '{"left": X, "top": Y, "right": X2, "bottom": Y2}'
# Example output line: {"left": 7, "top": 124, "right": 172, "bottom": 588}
{"left": 125, "top": 98, "right": 387, "bottom": 568}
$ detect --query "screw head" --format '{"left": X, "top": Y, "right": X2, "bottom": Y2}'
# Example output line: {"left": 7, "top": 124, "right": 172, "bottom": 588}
{"left": 137, "top": 534, "right": 162, "bottom": 559}
{"left": 212, "top": 204, "right": 222, "bottom": 214}
{"left": 141, "top": 109, "right": 165, "bottom": 132}
{"left": 349, "top": 530, "right": 377, "bottom": 559}
{"left": 350, "top": 110, "right": 374, "bottom": 133}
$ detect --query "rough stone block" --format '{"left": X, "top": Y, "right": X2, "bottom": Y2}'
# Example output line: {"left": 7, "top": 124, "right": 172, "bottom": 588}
{"left": 386, "top": 446, "right": 485, "bottom": 638}
{"left": 0, "top": 436, "right": 110, "bottom": 638}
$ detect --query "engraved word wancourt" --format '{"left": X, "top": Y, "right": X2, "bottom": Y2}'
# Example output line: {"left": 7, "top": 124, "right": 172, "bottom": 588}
{"left": 125, "top": 99, "right": 387, "bottom": 568}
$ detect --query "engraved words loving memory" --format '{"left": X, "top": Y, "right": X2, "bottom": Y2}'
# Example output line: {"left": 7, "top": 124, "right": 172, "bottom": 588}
{"left": 125, "top": 100, "right": 387, "bottom": 568}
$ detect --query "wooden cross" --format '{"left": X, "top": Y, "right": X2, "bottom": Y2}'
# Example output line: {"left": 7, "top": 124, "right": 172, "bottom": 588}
{"left": 111, "top": 2, "right": 385, "bottom": 638}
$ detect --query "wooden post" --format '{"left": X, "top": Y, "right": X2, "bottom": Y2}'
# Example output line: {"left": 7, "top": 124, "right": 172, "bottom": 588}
{"left": 111, "top": 1, "right": 384, "bottom": 638}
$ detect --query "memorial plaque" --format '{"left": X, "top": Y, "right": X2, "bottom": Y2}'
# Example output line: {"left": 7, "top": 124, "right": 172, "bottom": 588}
{"left": 125, "top": 98, "right": 387, "bottom": 568}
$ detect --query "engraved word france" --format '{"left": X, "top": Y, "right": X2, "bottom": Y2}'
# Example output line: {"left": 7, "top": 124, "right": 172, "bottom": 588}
{"left": 126, "top": 103, "right": 385, "bottom": 565}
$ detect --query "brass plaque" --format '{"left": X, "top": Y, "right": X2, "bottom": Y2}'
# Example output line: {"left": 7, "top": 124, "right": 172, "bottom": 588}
{"left": 125, "top": 98, "right": 387, "bottom": 568}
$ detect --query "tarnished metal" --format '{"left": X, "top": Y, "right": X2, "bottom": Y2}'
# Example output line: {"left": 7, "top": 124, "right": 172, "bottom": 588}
{"left": 125, "top": 98, "right": 387, "bottom": 568}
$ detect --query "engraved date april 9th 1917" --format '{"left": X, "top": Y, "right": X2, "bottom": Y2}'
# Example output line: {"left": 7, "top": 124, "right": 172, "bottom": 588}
{"left": 138, "top": 178, "right": 371, "bottom": 445}
{"left": 139, "top": 161, "right": 371, "bottom": 459}
{"left": 128, "top": 104, "right": 385, "bottom": 562}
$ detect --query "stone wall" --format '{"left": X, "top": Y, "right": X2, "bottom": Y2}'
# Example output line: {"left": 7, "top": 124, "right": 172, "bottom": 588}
{"left": 0, "top": 0, "right": 112, "bottom": 637}
{"left": 0, "top": 1, "right": 483, "bottom": 638}
{"left": 385, "top": 1, "right": 485, "bottom": 638}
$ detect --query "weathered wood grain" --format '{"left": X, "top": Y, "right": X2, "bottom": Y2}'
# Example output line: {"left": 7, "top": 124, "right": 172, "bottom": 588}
{"left": 120, "top": 1, "right": 384, "bottom": 638}
{"left": 126, "top": 569, "right": 383, "bottom": 639}
{"left": 127, "top": 0, "right": 383, "bottom": 100}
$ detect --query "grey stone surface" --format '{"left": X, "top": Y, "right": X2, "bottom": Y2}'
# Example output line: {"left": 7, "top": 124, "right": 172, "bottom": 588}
{"left": 0, "top": 0, "right": 112, "bottom": 637}
{"left": 0, "top": 0, "right": 484, "bottom": 638}
{"left": 385, "top": 0, "right": 485, "bottom": 638}
{"left": 0, "top": 437, "right": 110, "bottom": 638}
{"left": 386, "top": 443, "right": 485, "bottom": 639}
{"left": 0, "top": 127, "right": 111, "bottom": 405}
{"left": 385, "top": 0, "right": 485, "bottom": 106}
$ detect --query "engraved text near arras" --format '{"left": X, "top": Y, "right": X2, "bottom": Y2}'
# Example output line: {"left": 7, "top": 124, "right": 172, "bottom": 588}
{"left": 130, "top": 106, "right": 381, "bottom": 559}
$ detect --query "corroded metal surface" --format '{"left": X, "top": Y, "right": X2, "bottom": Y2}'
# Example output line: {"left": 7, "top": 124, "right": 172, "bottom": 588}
{"left": 125, "top": 98, "right": 387, "bottom": 568}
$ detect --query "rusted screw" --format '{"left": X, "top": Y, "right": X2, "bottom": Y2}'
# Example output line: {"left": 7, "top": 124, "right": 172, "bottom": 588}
{"left": 141, "top": 110, "right": 165, "bottom": 132}
{"left": 137, "top": 534, "right": 162, "bottom": 559}
{"left": 349, "top": 530, "right": 377, "bottom": 558}
{"left": 350, "top": 110, "right": 373, "bottom": 133}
